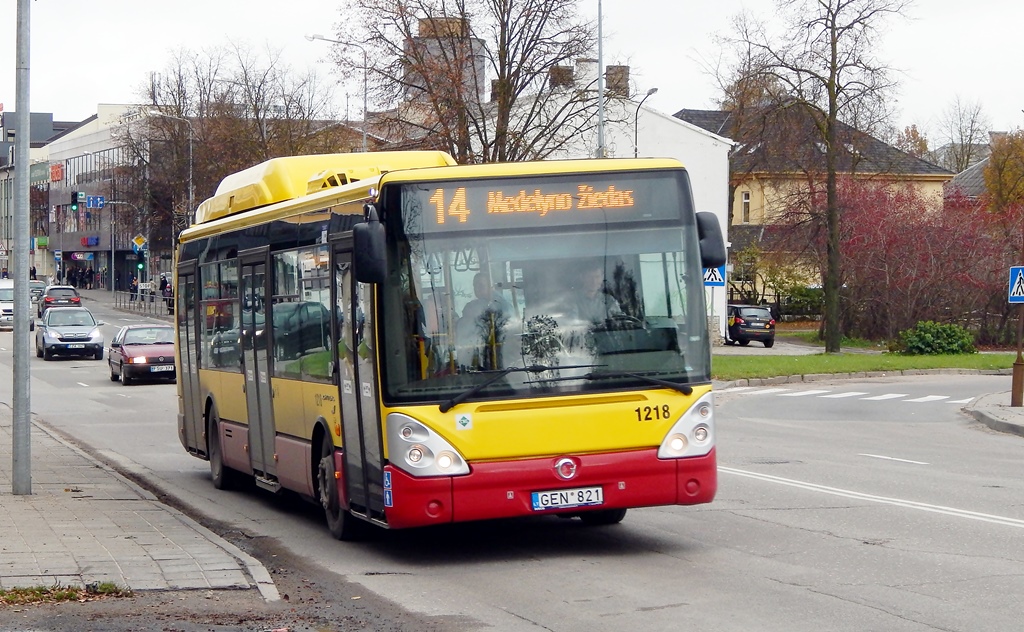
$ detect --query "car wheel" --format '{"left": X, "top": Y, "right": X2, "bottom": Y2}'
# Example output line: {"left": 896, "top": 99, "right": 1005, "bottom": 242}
{"left": 120, "top": 364, "right": 132, "bottom": 385}
{"left": 109, "top": 361, "right": 119, "bottom": 381}
{"left": 94, "top": 348, "right": 103, "bottom": 361}
{"left": 579, "top": 508, "right": 628, "bottom": 526}
{"left": 318, "top": 435, "right": 363, "bottom": 541}
{"left": 724, "top": 338, "right": 735, "bottom": 346}
{"left": 208, "top": 408, "right": 239, "bottom": 490}
{"left": 764, "top": 339, "right": 775, "bottom": 348}
{"left": 35, "top": 343, "right": 42, "bottom": 358}
{"left": 738, "top": 339, "right": 750, "bottom": 346}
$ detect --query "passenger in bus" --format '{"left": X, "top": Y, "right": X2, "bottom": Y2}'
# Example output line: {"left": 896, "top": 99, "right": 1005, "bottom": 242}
{"left": 571, "top": 262, "right": 623, "bottom": 324}
{"left": 457, "top": 272, "right": 511, "bottom": 368}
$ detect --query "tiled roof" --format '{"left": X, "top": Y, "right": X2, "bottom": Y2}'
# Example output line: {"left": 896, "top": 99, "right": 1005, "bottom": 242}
{"left": 946, "top": 157, "right": 988, "bottom": 199}
{"left": 674, "top": 107, "right": 953, "bottom": 178}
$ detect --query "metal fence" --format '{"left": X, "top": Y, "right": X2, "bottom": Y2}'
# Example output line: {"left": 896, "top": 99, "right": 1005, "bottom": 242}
{"left": 112, "top": 290, "right": 174, "bottom": 321}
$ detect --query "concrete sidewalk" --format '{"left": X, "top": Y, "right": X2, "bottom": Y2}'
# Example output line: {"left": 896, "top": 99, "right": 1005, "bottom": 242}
{"left": 0, "top": 409, "right": 277, "bottom": 598}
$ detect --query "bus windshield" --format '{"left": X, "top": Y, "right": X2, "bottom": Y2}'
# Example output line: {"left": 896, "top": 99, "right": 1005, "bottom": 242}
{"left": 379, "top": 169, "right": 711, "bottom": 404}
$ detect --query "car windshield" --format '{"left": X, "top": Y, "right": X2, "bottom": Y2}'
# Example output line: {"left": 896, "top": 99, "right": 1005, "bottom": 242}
{"left": 48, "top": 311, "right": 95, "bottom": 327}
{"left": 738, "top": 307, "right": 772, "bottom": 319}
{"left": 123, "top": 328, "right": 175, "bottom": 344}
{"left": 48, "top": 288, "right": 79, "bottom": 298}
{"left": 0, "top": 289, "right": 12, "bottom": 301}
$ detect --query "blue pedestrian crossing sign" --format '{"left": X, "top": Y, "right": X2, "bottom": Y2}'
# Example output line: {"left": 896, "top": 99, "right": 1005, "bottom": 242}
{"left": 1009, "top": 267, "right": 1024, "bottom": 303}
{"left": 703, "top": 265, "right": 726, "bottom": 287}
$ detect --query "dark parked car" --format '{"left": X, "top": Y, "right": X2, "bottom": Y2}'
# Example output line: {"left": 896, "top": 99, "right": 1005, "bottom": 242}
{"left": 35, "top": 306, "right": 105, "bottom": 360}
{"left": 726, "top": 304, "right": 776, "bottom": 348}
{"left": 108, "top": 324, "right": 176, "bottom": 385}
{"left": 37, "top": 284, "right": 82, "bottom": 317}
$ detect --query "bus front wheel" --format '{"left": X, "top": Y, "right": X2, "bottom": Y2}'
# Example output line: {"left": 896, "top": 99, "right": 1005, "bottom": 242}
{"left": 208, "top": 409, "right": 238, "bottom": 490}
{"left": 317, "top": 438, "right": 361, "bottom": 541}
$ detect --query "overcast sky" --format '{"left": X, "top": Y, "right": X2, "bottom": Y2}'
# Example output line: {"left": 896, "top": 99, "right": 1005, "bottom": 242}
{"left": 2, "top": 0, "right": 1022, "bottom": 143}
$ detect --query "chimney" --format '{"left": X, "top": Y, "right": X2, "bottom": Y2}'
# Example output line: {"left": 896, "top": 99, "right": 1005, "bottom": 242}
{"left": 574, "top": 58, "right": 599, "bottom": 90}
{"left": 549, "top": 66, "right": 573, "bottom": 89}
{"left": 605, "top": 65, "right": 629, "bottom": 97}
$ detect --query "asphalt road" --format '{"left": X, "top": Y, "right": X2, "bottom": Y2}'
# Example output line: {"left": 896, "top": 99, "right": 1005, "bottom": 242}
{"left": 4, "top": 303, "right": 1022, "bottom": 632}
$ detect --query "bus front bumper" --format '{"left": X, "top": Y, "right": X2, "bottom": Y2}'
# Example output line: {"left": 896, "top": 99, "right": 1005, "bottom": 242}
{"left": 381, "top": 447, "right": 717, "bottom": 529}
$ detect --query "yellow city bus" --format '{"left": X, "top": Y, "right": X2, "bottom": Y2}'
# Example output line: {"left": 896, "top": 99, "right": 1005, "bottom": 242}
{"left": 175, "top": 151, "right": 726, "bottom": 539}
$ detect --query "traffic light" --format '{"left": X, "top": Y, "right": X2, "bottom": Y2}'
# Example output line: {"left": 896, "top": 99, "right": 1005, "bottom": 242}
{"left": 137, "top": 261, "right": 144, "bottom": 270}
{"left": 69, "top": 191, "right": 79, "bottom": 212}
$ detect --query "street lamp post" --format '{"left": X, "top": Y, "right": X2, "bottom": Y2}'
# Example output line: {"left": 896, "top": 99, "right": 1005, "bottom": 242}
{"left": 307, "top": 34, "right": 368, "bottom": 152}
{"left": 147, "top": 110, "right": 194, "bottom": 223}
{"left": 634, "top": 87, "right": 658, "bottom": 158}
{"left": 104, "top": 200, "right": 141, "bottom": 294}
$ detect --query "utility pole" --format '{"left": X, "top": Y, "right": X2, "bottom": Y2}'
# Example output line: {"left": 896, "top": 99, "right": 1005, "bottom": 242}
{"left": 12, "top": 0, "right": 31, "bottom": 495}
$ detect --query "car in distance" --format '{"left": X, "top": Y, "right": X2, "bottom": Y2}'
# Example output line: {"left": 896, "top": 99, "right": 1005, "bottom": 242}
{"left": 37, "top": 285, "right": 82, "bottom": 318}
{"left": 108, "top": 324, "right": 176, "bottom": 385}
{"left": 0, "top": 279, "right": 35, "bottom": 331}
{"left": 726, "top": 304, "right": 776, "bottom": 348}
{"left": 35, "top": 306, "right": 105, "bottom": 360}
{"left": 29, "top": 279, "right": 46, "bottom": 303}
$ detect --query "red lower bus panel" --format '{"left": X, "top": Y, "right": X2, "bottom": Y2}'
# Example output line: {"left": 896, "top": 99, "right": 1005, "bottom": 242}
{"left": 382, "top": 448, "right": 716, "bottom": 529}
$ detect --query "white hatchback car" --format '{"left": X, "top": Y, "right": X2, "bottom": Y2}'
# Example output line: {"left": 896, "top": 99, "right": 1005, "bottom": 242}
{"left": 0, "top": 279, "right": 35, "bottom": 331}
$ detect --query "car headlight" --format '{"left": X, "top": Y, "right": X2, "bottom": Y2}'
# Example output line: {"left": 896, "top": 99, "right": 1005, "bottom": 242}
{"left": 129, "top": 356, "right": 149, "bottom": 364}
{"left": 88, "top": 328, "right": 103, "bottom": 343}
{"left": 44, "top": 330, "right": 60, "bottom": 341}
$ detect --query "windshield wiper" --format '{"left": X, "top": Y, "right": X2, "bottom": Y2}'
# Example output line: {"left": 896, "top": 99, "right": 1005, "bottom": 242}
{"left": 584, "top": 370, "right": 693, "bottom": 396}
{"left": 439, "top": 364, "right": 599, "bottom": 413}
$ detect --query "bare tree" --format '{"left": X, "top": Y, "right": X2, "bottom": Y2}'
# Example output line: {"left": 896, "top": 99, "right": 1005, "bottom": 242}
{"left": 934, "top": 96, "right": 991, "bottom": 173}
{"left": 330, "top": 0, "right": 600, "bottom": 163}
{"left": 114, "top": 44, "right": 353, "bottom": 242}
{"left": 725, "top": 0, "right": 909, "bottom": 352}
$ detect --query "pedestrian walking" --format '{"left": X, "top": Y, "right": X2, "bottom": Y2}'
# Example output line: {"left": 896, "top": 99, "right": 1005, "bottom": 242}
{"left": 30, "top": 265, "right": 36, "bottom": 280}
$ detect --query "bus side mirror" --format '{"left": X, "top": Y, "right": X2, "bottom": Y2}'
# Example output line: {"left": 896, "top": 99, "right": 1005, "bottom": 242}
{"left": 354, "top": 203, "right": 386, "bottom": 284}
{"left": 696, "top": 211, "right": 727, "bottom": 269}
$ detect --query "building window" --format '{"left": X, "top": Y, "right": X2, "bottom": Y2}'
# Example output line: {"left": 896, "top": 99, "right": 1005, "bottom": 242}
{"left": 741, "top": 191, "right": 751, "bottom": 224}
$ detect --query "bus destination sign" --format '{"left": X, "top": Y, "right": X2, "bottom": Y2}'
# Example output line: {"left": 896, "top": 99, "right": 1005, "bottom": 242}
{"left": 399, "top": 171, "right": 688, "bottom": 233}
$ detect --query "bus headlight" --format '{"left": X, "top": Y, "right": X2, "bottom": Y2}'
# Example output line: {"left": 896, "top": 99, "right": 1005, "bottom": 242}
{"left": 386, "top": 414, "right": 470, "bottom": 477}
{"left": 658, "top": 392, "right": 715, "bottom": 459}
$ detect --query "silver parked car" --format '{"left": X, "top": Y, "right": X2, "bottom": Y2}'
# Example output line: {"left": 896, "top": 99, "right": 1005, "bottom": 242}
{"left": 35, "top": 306, "right": 105, "bottom": 361}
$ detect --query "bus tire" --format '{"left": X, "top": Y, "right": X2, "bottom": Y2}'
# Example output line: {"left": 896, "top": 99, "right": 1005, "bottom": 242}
{"left": 208, "top": 409, "right": 237, "bottom": 490}
{"left": 317, "top": 437, "right": 360, "bottom": 541}
{"left": 579, "top": 508, "right": 627, "bottom": 526}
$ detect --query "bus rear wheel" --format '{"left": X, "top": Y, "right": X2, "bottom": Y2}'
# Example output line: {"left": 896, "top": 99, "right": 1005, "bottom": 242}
{"left": 317, "top": 437, "right": 361, "bottom": 541}
{"left": 579, "top": 508, "right": 627, "bottom": 526}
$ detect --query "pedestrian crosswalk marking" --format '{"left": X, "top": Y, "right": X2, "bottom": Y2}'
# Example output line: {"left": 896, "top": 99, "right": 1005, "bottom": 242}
{"left": 905, "top": 395, "right": 950, "bottom": 403}
{"left": 860, "top": 393, "right": 908, "bottom": 400}
{"left": 779, "top": 390, "right": 831, "bottom": 397}
{"left": 820, "top": 392, "right": 869, "bottom": 398}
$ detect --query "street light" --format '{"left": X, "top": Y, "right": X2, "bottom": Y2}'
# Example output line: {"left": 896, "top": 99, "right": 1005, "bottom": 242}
{"left": 147, "top": 109, "right": 194, "bottom": 223}
{"left": 306, "top": 33, "right": 369, "bottom": 152}
{"left": 634, "top": 87, "right": 658, "bottom": 158}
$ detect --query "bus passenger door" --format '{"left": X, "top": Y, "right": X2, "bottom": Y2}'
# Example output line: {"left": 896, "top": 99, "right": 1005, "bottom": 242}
{"left": 335, "top": 250, "right": 386, "bottom": 523}
{"left": 176, "top": 266, "right": 203, "bottom": 453}
{"left": 240, "top": 258, "right": 277, "bottom": 489}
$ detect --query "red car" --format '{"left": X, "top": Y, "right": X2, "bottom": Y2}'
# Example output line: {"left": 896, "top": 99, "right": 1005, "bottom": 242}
{"left": 107, "top": 324, "right": 176, "bottom": 385}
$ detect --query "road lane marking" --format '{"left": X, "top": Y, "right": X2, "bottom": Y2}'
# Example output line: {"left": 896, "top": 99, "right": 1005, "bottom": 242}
{"left": 779, "top": 390, "right": 832, "bottom": 397}
{"left": 820, "top": 392, "right": 869, "bottom": 398}
{"left": 948, "top": 397, "right": 974, "bottom": 404}
{"left": 858, "top": 453, "right": 929, "bottom": 465}
{"left": 860, "top": 393, "right": 908, "bottom": 400}
{"left": 719, "top": 466, "right": 1024, "bottom": 529}
{"left": 77, "top": 382, "right": 89, "bottom": 387}
{"left": 905, "top": 395, "right": 949, "bottom": 403}
{"left": 744, "top": 388, "right": 791, "bottom": 396}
